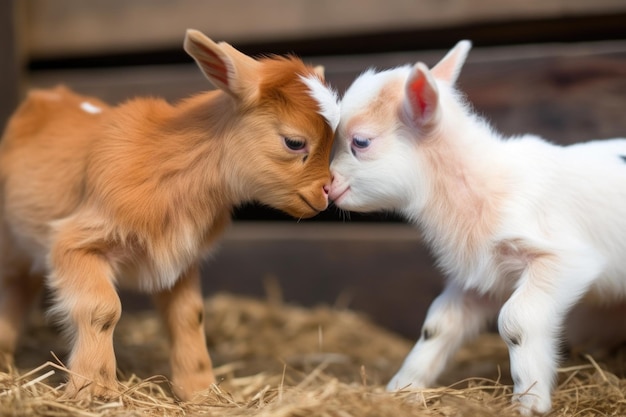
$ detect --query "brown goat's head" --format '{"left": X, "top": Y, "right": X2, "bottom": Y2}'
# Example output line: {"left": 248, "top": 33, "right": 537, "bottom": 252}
{"left": 185, "top": 30, "right": 339, "bottom": 218}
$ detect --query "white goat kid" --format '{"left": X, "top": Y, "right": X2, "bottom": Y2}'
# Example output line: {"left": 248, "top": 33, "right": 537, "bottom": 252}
{"left": 329, "top": 41, "right": 626, "bottom": 414}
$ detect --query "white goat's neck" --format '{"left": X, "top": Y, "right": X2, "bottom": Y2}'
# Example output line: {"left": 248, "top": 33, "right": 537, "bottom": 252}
{"left": 411, "top": 94, "right": 511, "bottom": 268}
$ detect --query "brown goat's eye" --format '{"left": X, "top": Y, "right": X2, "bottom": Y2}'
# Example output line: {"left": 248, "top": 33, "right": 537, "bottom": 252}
{"left": 283, "top": 136, "right": 306, "bottom": 151}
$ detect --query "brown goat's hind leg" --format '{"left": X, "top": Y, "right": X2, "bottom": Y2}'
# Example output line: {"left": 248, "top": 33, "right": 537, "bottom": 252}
{"left": 49, "top": 245, "right": 121, "bottom": 400}
{"left": 0, "top": 261, "right": 44, "bottom": 371}
{"left": 153, "top": 265, "right": 215, "bottom": 401}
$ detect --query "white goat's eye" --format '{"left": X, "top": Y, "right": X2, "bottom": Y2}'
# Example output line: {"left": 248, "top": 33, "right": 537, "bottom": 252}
{"left": 283, "top": 136, "right": 306, "bottom": 151}
{"left": 352, "top": 136, "right": 371, "bottom": 149}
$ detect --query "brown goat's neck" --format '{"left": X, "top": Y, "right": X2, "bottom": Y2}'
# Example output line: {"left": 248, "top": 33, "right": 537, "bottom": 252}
{"left": 103, "top": 90, "right": 249, "bottom": 235}
{"left": 159, "top": 91, "right": 248, "bottom": 205}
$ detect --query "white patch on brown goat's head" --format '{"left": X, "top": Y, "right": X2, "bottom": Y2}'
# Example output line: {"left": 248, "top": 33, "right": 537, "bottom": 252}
{"left": 300, "top": 74, "right": 340, "bottom": 132}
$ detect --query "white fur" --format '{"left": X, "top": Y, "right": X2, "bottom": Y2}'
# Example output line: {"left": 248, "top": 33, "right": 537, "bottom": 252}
{"left": 330, "top": 41, "right": 626, "bottom": 414}
{"left": 300, "top": 74, "right": 340, "bottom": 131}
{"left": 80, "top": 101, "right": 102, "bottom": 114}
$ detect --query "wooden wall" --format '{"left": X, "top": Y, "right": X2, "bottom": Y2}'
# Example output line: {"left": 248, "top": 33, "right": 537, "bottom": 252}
{"left": 19, "top": 0, "right": 626, "bottom": 58}
{"left": 0, "top": 1, "right": 21, "bottom": 132}
{"left": 3, "top": 1, "right": 626, "bottom": 336}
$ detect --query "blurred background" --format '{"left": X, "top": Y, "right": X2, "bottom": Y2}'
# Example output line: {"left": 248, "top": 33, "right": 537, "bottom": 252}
{"left": 1, "top": 0, "right": 626, "bottom": 338}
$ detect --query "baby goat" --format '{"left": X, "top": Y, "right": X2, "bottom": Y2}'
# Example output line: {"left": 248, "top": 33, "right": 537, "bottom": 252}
{"left": 330, "top": 41, "right": 626, "bottom": 414}
{"left": 0, "top": 29, "right": 338, "bottom": 400}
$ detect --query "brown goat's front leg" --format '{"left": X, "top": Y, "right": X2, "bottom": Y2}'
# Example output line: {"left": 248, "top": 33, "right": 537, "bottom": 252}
{"left": 153, "top": 265, "right": 214, "bottom": 401}
{"left": 49, "top": 242, "right": 121, "bottom": 400}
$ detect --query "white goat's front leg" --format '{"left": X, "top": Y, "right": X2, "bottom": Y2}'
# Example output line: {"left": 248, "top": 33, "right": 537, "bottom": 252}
{"left": 497, "top": 249, "right": 603, "bottom": 415}
{"left": 387, "top": 284, "right": 498, "bottom": 391}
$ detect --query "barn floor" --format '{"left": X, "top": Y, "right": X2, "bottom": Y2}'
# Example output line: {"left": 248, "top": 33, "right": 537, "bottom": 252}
{"left": 2, "top": 291, "right": 625, "bottom": 417}
{"left": 4, "top": 39, "right": 626, "bottom": 416}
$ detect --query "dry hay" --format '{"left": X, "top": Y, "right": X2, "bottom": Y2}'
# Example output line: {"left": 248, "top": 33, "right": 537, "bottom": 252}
{"left": 2, "top": 292, "right": 625, "bottom": 416}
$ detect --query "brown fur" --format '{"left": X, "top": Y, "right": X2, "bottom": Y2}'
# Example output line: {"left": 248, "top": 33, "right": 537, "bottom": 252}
{"left": 0, "top": 31, "right": 334, "bottom": 401}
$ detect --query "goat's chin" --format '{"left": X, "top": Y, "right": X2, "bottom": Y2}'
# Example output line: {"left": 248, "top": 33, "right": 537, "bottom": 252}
{"left": 336, "top": 202, "right": 385, "bottom": 214}
{"left": 282, "top": 205, "right": 321, "bottom": 219}
{"left": 269, "top": 197, "right": 326, "bottom": 219}
{"left": 334, "top": 191, "right": 395, "bottom": 214}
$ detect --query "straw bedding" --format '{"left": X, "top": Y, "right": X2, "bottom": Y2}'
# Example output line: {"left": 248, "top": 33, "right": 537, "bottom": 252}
{"left": 2, "top": 292, "right": 625, "bottom": 416}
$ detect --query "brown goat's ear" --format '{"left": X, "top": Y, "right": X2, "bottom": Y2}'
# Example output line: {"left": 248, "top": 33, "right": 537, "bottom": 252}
{"left": 313, "top": 65, "right": 325, "bottom": 79}
{"left": 184, "top": 29, "right": 260, "bottom": 102}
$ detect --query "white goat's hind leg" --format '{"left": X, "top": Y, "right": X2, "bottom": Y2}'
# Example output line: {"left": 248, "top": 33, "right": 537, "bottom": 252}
{"left": 387, "top": 284, "right": 498, "bottom": 391}
{"left": 497, "top": 251, "right": 602, "bottom": 415}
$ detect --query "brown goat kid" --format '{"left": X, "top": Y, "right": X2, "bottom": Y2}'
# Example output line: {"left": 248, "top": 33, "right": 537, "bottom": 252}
{"left": 0, "top": 29, "right": 339, "bottom": 400}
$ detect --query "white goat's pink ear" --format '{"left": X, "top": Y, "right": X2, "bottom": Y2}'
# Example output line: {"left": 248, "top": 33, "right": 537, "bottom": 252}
{"left": 431, "top": 40, "right": 472, "bottom": 84}
{"left": 184, "top": 29, "right": 260, "bottom": 101}
{"left": 404, "top": 62, "right": 439, "bottom": 127}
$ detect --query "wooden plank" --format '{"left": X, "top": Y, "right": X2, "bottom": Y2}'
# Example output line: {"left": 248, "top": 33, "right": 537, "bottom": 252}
{"left": 0, "top": 0, "right": 21, "bottom": 132}
{"left": 23, "top": 0, "right": 626, "bottom": 58}
{"left": 27, "top": 40, "right": 626, "bottom": 145}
